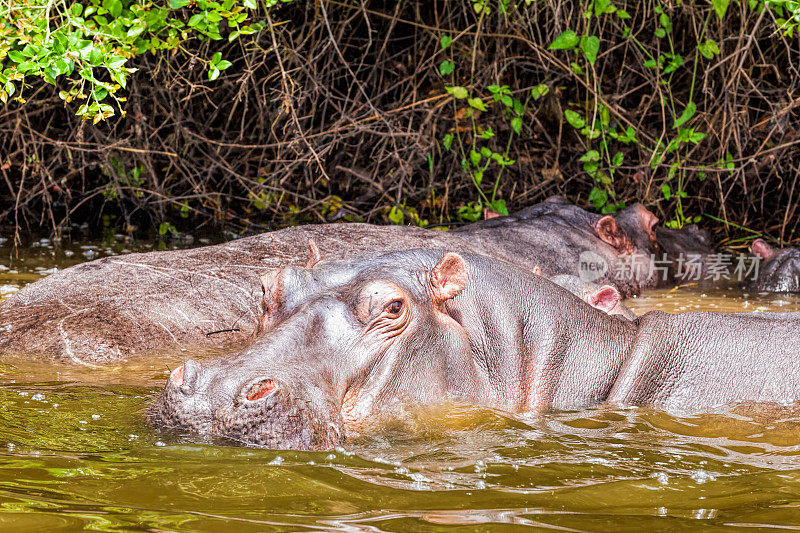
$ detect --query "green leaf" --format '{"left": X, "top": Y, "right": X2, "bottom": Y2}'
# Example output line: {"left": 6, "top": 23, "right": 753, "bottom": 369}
{"left": 216, "top": 59, "right": 232, "bottom": 70}
{"left": 673, "top": 101, "right": 696, "bottom": 128}
{"left": 564, "top": 109, "right": 585, "bottom": 129}
{"left": 588, "top": 187, "right": 608, "bottom": 210}
{"left": 580, "top": 35, "right": 600, "bottom": 66}
{"left": 388, "top": 206, "right": 404, "bottom": 225}
{"left": 169, "top": 0, "right": 191, "bottom": 8}
{"left": 438, "top": 60, "right": 454, "bottom": 76}
{"left": 127, "top": 24, "right": 146, "bottom": 38}
{"left": 712, "top": 0, "right": 730, "bottom": 20}
{"left": 88, "top": 47, "right": 104, "bottom": 66}
{"left": 442, "top": 133, "right": 453, "bottom": 150}
{"left": 446, "top": 86, "right": 468, "bottom": 99}
{"left": 698, "top": 38, "right": 720, "bottom": 59}
{"left": 531, "top": 84, "right": 549, "bottom": 101}
{"left": 106, "top": 56, "right": 127, "bottom": 69}
{"left": 440, "top": 35, "right": 452, "bottom": 50}
{"left": 579, "top": 150, "right": 600, "bottom": 162}
{"left": 467, "top": 97, "right": 486, "bottom": 111}
{"left": 102, "top": 0, "right": 123, "bottom": 18}
{"left": 489, "top": 199, "right": 508, "bottom": 216}
{"left": 661, "top": 183, "right": 672, "bottom": 199}
{"left": 612, "top": 151, "right": 624, "bottom": 167}
{"left": 549, "top": 30, "right": 579, "bottom": 50}
{"left": 655, "top": 28, "right": 666, "bottom": 38}
{"left": 243, "top": 0, "right": 257, "bottom": 8}
{"left": 510, "top": 116, "right": 522, "bottom": 135}
{"left": 469, "top": 149, "right": 482, "bottom": 166}
{"left": 7, "top": 50, "right": 24, "bottom": 63}
{"left": 208, "top": 66, "right": 220, "bottom": 81}
{"left": 616, "top": 9, "right": 631, "bottom": 19}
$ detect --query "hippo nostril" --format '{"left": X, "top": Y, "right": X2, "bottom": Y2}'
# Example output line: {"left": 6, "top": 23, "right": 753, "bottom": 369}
{"left": 245, "top": 379, "right": 277, "bottom": 401}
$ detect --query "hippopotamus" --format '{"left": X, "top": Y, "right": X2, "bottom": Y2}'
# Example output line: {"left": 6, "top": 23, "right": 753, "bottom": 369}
{"left": 453, "top": 197, "right": 660, "bottom": 295}
{"left": 549, "top": 274, "right": 635, "bottom": 320}
{"left": 746, "top": 239, "right": 800, "bottom": 293}
{"left": 149, "top": 248, "right": 800, "bottom": 450}
{"left": 0, "top": 198, "right": 661, "bottom": 364}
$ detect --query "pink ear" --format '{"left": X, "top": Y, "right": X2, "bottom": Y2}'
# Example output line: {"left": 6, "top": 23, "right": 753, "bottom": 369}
{"left": 305, "top": 239, "right": 321, "bottom": 268}
{"left": 638, "top": 205, "right": 659, "bottom": 243}
{"left": 751, "top": 239, "right": 776, "bottom": 260}
{"left": 257, "top": 268, "right": 284, "bottom": 334}
{"left": 430, "top": 252, "right": 468, "bottom": 303}
{"left": 595, "top": 216, "right": 623, "bottom": 249}
{"left": 533, "top": 265, "right": 542, "bottom": 276}
{"left": 483, "top": 208, "right": 501, "bottom": 220}
{"left": 585, "top": 285, "right": 620, "bottom": 314}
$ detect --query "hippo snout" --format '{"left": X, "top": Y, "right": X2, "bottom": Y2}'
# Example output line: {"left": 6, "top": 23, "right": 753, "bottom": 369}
{"left": 150, "top": 359, "right": 343, "bottom": 450}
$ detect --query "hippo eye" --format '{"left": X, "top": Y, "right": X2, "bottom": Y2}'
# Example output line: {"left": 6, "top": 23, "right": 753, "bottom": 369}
{"left": 385, "top": 299, "right": 403, "bottom": 315}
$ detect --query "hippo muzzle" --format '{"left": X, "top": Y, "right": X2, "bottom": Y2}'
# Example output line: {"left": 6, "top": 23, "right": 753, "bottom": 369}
{"left": 148, "top": 359, "right": 344, "bottom": 450}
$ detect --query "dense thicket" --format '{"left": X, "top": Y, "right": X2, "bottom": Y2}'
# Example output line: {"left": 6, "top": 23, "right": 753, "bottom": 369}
{"left": 2, "top": 0, "right": 799, "bottom": 246}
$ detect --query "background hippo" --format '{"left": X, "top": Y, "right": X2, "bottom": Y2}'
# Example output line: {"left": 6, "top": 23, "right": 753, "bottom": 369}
{"left": 0, "top": 199, "right": 665, "bottom": 364}
{"left": 747, "top": 239, "right": 800, "bottom": 293}
{"left": 150, "top": 249, "right": 800, "bottom": 450}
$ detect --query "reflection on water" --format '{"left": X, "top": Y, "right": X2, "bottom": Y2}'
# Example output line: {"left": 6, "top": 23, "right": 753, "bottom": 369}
{"left": 2, "top": 240, "right": 800, "bottom": 530}
{"left": 629, "top": 283, "right": 800, "bottom": 315}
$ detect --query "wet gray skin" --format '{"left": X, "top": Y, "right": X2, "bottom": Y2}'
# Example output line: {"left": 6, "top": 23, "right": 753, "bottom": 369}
{"left": 150, "top": 249, "right": 800, "bottom": 450}
{"left": 747, "top": 239, "right": 800, "bottom": 293}
{"left": 0, "top": 198, "right": 672, "bottom": 363}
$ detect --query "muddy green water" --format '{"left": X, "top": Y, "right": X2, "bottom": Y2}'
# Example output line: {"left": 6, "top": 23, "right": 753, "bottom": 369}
{"left": 2, "top": 240, "right": 800, "bottom": 531}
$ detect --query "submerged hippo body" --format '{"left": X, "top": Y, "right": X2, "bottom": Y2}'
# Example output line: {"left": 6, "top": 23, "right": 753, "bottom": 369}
{"left": 0, "top": 198, "right": 662, "bottom": 363}
{"left": 747, "top": 239, "right": 800, "bottom": 293}
{"left": 150, "top": 249, "right": 800, "bottom": 450}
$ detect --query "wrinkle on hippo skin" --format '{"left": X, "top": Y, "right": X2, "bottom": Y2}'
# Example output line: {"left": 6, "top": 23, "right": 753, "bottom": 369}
{"left": 149, "top": 248, "right": 800, "bottom": 451}
{"left": 0, "top": 199, "right": 704, "bottom": 363}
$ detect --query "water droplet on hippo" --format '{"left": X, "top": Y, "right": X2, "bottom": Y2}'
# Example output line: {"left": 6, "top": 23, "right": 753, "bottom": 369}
{"left": 326, "top": 454, "right": 336, "bottom": 461}
{"left": 155, "top": 441, "right": 165, "bottom": 447}
{"left": 268, "top": 456, "right": 283, "bottom": 466}
{"left": 31, "top": 393, "right": 45, "bottom": 401}
{"left": 91, "top": 414, "right": 100, "bottom": 420}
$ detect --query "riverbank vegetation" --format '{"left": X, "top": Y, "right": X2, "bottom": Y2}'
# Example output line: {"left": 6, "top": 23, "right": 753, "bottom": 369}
{"left": 1, "top": 0, "right": 799, "bottom": 247}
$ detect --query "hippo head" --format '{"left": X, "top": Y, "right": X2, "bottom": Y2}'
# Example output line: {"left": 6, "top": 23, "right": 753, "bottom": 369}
{"left": 747, "top": 239, "right": 800, "bottom": 293}
{"left": 148, "top": 250, "right": 478, "bottom": 449}
{"left": 614, "top": 204, "right": 660, "bottom": 255}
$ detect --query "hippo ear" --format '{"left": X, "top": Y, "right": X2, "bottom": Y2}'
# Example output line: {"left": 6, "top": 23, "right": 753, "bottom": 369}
{"left": 636, "top": 205, "right": 659, "bottom": 244}
{"left": 594, "top": 215, "right": 631, "bottom": 253}
{"left": 430, "top": 252, "right": 468, "bottom": 303}
{"left": 533, "top": 265, "right": 542, "bottom": 276}
{"left": 584, "top": 285, "right": 620, "bottom": 314}
{"left": 305, "top": 239, "right": 322, "bottom": 268}
{"left": 751, "top": 239, "right": 776, "bottom": 260}
{"left": 257, "top": 268, "right": 284, "bottom": 334}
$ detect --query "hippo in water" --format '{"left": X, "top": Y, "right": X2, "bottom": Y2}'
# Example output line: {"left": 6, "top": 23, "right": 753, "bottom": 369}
{"left": 746, "top": 239, "right": 800, "bottom": 293}
{"left": 149, "top": 249, "right": 800, "bottom": 450}
{"left": 0, "top": 198, "right": 665, "bottom": 363}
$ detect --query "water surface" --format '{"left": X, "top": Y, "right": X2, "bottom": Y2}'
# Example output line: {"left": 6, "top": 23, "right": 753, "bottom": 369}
{"left": 2, "top": 239, "right": 800, "bottom": 531}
